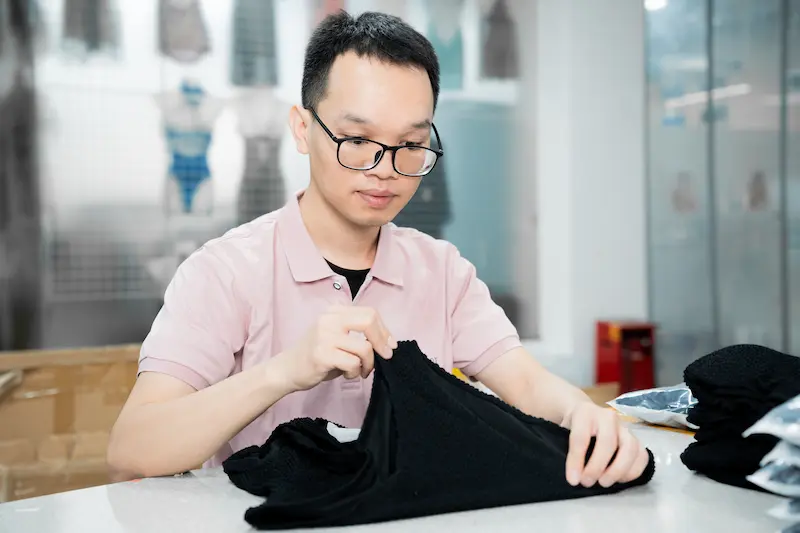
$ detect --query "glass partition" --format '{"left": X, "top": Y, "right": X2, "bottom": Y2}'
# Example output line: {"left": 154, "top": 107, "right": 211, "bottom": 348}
{"left": 646, "top": 0, "right": 800, "bottom": 381}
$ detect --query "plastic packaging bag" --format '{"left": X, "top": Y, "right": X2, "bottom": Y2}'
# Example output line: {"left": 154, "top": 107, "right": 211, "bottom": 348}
{"left": 744, "top": 394, "right": 800, "bottom": 446}
{"left": 768, "top": 498, "right": 800, "bottom": 521}
{"left": 607, "top": 383, "right": 698, "bottom": 429}
{"left": 747, "top": 460, "right": 800, "bottom": 497}
{"left": 762, "top": 441, "right": 800, "bottom": 468}
{"left": 327, "top": 422, "right": 360, "bottom": 443}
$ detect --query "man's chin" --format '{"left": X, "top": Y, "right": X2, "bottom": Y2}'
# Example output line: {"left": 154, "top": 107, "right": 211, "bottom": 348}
{"left": 348, "top": 211, "right": 395, "bottom": 229}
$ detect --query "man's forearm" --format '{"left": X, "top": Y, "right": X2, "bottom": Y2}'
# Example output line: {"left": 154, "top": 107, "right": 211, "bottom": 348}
{"left": 515, "top": 368, "right": 594, "bottom": 427}
{"left": 476, "top": 347, "right": 593, "bottom": 426}
{"left": 107, "top": 357, "right": 294, "bottom": 481}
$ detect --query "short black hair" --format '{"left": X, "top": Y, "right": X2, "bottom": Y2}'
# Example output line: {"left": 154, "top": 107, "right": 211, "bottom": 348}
{"left": 301, "top": 11, "right": 440, "bottom": 110}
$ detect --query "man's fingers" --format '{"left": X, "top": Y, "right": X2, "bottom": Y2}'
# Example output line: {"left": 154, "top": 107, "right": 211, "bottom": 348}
{"left": 580, "top": 412, "right": 619, "bottom": 487}
{"left": 328, "top": 349, "right": 363, "bottom": 380}
{"left": 333, "top": 306, "right": 396, "bottom": 359}
{"left": 621, "top": 444, "right": 650, "bottom": 483}
{"left": 598, "top": 428, "right": 637, "bottom": 488}
{"left": 565, "top": 419, "right": 592, "bottom": 486}
{"left": 335, "top": 335, "right": 375, "bottom": 378}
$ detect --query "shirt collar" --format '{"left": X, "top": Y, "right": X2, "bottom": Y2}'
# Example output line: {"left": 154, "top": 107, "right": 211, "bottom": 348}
{"left": 277, "top": 190, "right": 405, "bottom": 287}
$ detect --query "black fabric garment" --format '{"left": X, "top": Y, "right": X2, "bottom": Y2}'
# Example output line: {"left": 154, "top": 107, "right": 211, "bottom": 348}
{"left": 680, "top": 434, "right": 779, "bottom": 492}
{"left": 326, "top": 261, "right": 369, "bottom": 298}
{"left": 223, "top": 340, "right": 656, "bottom": 530}
{"left": 680, "top": 344, "right": 800, "bottom": 491}
{"left": 390, "top": 138, "right": 450, "bottom": 239}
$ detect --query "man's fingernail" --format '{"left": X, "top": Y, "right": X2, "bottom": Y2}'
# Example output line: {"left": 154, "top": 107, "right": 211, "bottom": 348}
{"left": 388, "top": 336, "right": 398, "bottom": 349}
{"left": 582, "top": 477, "right": 595, "bottom": 487}
{"left": 567, "top": 470, "right": 579, "bottom": 485}
{"left": 599, "top": 479, "right": 612, "bottom": 488}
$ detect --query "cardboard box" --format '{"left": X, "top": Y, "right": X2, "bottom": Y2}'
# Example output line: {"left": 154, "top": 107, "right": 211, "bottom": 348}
{"left": 0, "top": 433, "right": 112, "bottom": 502}
{"left": 582, "top": 382, "right": 621, "bottom": 406}
{"left": 0, "top": 345, "right": 140, "bottom": 502}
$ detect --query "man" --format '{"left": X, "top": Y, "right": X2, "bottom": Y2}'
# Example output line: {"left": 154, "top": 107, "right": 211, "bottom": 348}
{"left": 108, "top": 11, "right": 648, "bottom": 490}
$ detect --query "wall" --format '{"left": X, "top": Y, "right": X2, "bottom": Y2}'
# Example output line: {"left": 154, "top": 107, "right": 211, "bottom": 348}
{"left": 531, "top": 0, "right": 648, "bottom": 386}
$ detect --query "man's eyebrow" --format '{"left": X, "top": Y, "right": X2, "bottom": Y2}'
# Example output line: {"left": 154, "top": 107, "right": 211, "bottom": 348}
{"left": 340, "top": 112, "right": 371, "bottom": 125}
{"left": 338, "top": 113, "right": 432, "bottom": 131}
{"left": 409, "top": 119, "right": 432, "bottom": 130}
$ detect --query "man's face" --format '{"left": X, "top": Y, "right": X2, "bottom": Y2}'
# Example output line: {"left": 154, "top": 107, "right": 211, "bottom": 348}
{"left": 301, "top": 52, "right": 435, "bottom": 228}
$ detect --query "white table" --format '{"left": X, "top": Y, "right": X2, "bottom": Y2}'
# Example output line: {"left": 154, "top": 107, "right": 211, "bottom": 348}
{"left": 0, "top": 424, "right": 789, "bottom": 533}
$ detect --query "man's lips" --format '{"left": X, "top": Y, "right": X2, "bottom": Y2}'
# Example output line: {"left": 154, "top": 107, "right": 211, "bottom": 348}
{"left": 359, "top": 189, "right": 395, "bottom": 197}
{"left": 358, "top": 190, "right": 396, "bottom": 208}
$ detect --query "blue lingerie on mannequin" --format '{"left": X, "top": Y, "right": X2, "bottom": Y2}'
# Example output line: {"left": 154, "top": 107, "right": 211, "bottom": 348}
{"left": 166, "top": 127, "right": 212, "bottom": 213}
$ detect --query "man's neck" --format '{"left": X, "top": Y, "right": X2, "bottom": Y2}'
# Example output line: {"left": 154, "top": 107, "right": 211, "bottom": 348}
{"left": 298, "top": 187, "right": 380, "bottom": 270}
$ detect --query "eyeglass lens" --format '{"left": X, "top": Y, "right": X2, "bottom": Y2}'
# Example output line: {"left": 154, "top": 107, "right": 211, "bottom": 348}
{"left": 338, "top": 140, "right": 437, "bottom": 177}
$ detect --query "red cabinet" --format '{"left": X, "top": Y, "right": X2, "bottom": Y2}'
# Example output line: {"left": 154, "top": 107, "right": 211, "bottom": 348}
{"left": 595, "top": 321, "right": 655, "bottom": 394}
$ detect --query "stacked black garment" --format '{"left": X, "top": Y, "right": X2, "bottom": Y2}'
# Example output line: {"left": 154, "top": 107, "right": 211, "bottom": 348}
{"left": 681, "top": 344, "right": 800, "bottom": 491}
{"left": 223, "top": 340, "right": 657, "bottom": 530}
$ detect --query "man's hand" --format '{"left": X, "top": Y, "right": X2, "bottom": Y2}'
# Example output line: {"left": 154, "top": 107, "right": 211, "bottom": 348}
{"left": 273, "top": 305, "right": 397, "bottom": 393}
{"left": 563, "top": 402, "right": 649, "bottom": 488}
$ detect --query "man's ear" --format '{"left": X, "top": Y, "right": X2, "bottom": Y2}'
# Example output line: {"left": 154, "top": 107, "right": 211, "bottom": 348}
{"left": 289, "top": 105, "right": 311, "bottom": 155}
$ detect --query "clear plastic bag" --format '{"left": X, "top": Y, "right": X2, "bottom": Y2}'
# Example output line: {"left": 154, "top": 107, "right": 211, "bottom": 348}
{"left": 776, "top": 523, "right": 800, "bottom": 533}
{"left": 744, "top": 394, "right": 800, "bottom": 446}
{"left": 607, "top": 383, "right": 698, "bottom": 429}
{"left": 747, "top": 460, "right": 800, "bottom": 497}
{"left": 326, "top": 422, "right": 360, "bottom": 443}
{"left": 762, "top": 441, "right": 800, "bottom": 468}
{"left": 769, "top": 498, "right": 800, "bottom": 521}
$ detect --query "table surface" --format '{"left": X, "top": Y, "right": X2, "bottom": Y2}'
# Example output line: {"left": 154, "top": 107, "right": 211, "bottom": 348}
{"left": 0, "top": 424, "right": 789, "bottom": 533}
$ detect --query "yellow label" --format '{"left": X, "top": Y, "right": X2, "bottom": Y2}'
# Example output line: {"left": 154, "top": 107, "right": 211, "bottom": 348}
{"left": 452, "top": 368, "right": 468, "bottom": 382}
{"left": 608, "top": 324, "right": 620, "bottom": 343}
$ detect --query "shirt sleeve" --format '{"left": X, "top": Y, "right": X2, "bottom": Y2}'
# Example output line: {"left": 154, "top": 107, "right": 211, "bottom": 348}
{"left": 446, "top": 246, "right": 522, "bottom": 377}
{"left": 138, "top": 245, "right": 250, "bottom": 390}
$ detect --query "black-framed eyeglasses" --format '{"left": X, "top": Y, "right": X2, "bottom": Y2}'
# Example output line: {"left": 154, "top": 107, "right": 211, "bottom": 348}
{"left": 306, "top": 107, "right": 444, "bottom": 177}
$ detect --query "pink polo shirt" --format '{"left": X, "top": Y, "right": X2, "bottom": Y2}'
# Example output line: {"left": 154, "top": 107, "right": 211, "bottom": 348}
{"left": 138, "top": 192, "right": 521, "bottom": 467}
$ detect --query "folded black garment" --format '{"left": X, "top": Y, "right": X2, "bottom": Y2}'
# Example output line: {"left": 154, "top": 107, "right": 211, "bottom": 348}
{"left": 685, "top": 344, "right": 800, "bottom": 408}
{"left": 223, "top": 340, "right": 656, "bottom": 530}
{"left": 687, "top": 404, "right": 777, "bottom": 439}
{"left": 680, "top": 434, "right": 779, "bottom": 492}
{"left": 681, "top": 344, "right": 800, "bottom": 491}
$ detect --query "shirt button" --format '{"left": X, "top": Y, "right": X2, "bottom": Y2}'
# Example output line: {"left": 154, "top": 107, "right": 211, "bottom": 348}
{"left": 333, "top": 281, "right": 342, "bottom": 290}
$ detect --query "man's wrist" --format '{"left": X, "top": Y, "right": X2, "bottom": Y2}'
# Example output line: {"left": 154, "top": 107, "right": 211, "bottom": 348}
{"left": 260, "top": 355, "right": 298, "bottom": 399}
{"left": 560, "top": 397, "right": 595, "bottom": 428}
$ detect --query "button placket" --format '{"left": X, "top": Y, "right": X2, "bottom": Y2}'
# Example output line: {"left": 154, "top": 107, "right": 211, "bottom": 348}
{"left": 352, "top": 275, "right": 372, "bottom": 304}
{"left": 331, "top": 276, "right": 352, "bottom": 301}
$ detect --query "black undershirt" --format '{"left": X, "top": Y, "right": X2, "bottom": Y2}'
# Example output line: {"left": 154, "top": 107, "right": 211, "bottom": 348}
{"left": 326, "top": 261, "right": 370, "bottom": 298}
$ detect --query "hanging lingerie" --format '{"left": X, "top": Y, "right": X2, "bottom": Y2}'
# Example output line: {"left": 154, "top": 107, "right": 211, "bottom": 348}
{"left": 158, "top": 0, "right": 210, "bottom": 64}
{"left": 391, "top": 138, "right": 451, "bottom": 239}
{"left": 62, "top": 0, "right": 118, "bottom": 56}
{"left": 165, "top": 128, "right": 212, "bottom": 213}
{"left": 481, "top": 0, "right": 518, "bottom": 79}
{"left": 236, "top": 135, "right": 285, "bottom": 225}
{"left": 231, "top": 0, "right": 279, "bottom": 87}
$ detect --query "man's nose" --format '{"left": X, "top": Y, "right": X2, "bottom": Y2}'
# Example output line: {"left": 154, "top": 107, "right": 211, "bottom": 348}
{"left": 366, "top": 149, "right": 397, "bottom": 180}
